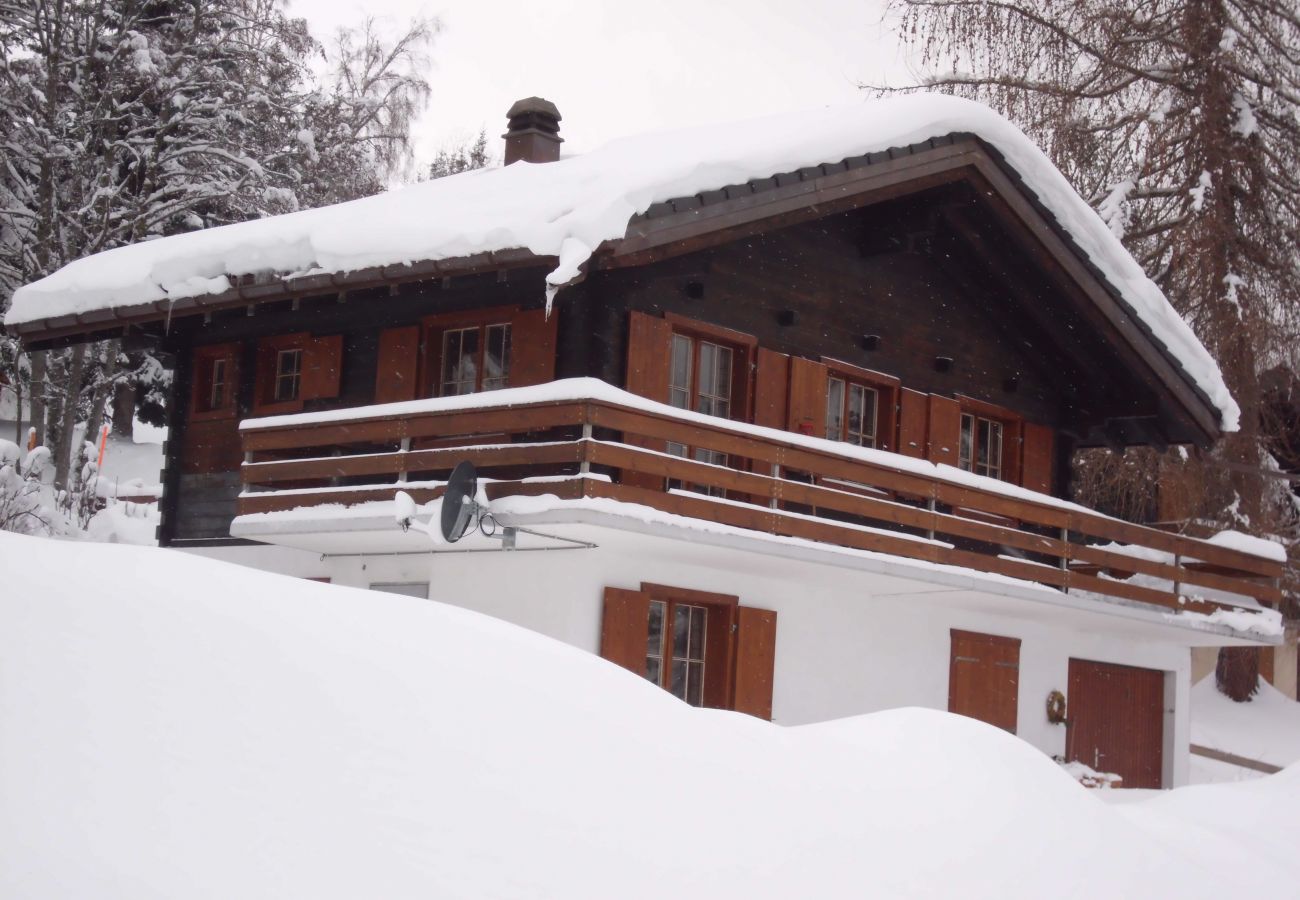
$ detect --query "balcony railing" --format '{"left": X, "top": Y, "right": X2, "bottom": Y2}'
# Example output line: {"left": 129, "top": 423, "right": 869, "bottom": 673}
{"left": 237, "top": 379, "right": 1283, "bottom": 618}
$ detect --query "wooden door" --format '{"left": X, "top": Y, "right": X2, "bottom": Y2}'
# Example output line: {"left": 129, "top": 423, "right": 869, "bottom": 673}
{"left": 1066, "top": 659, "right": 1165, "bottom": 789}
{"left": 948, "top": 630, "right": 1020, "bottom": 733}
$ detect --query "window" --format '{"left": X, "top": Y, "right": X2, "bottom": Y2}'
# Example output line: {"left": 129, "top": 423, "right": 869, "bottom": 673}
{"left": 646, "top": 598, "right": 708, "bottom": 706}
{"left": 190, "top": 343, "right": 239, "bottom": 420}
{"left": 437, "top": 322, "right": 511, "bottom": 396}
{"left": 600, "top": 583, "right": 778, "bottom": 720}
{"left": 274, "top": 348, "right": 303, "bottom": 403}
{"left": 826, "top": 377, "right": 879, "bottom": 447}
{"left": 959, "top": 412, "right": 1004, "bottom": 479}
{"left": 209, "top": 358, "right": 229, "bottom": 410}
{"left": 369, "top": 582, "right": 430, "bottom": 598}
{"left": 666, "top": 331, "right": 735, "bottom": 470}
{"left": 247, "top": 333, "right": 343, "bottom": 414}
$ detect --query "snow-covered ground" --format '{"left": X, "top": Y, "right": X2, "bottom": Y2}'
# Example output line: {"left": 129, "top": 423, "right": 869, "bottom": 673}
{"left": 1190, "top": 675, "right": 1300, "bottom": 783}
{"left": 0, "top": 421, "right": 162, "bottom": 543}
{"left": 1, "top": 532, "right": 1295, "bottom": 899}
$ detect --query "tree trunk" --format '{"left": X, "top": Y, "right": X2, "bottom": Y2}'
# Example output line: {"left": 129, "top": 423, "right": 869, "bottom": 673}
{"left": 28, "top": 351, "right": 46, "bottom": 447}
{"left": 1215, "top": 646, "right": 1259, "bottom": 702}
{"left": 84, "top": 340, "right": 119, "bottom": 451}
{"left": 111, "top": 378, "right": 135, "bottom": 439}
{"left": 52, "top": 343, "right": 87, "bottom": 492}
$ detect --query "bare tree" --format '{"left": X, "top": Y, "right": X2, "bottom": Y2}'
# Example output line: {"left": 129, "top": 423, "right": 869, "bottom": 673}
{"left": 881, "top": 0, "right": 1300, "bottom": 698}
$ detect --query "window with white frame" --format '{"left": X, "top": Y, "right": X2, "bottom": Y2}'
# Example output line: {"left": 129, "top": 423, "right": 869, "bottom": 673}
{"left": 826, "top": 377, "right": 879, "bottom": 448}
{"left": 645, "top": 598, "right": 708, "bottom": 707}
{"left": 440, "top": 322, "right": 511, "bottom": 396}
{"left": 274, "top": 348, "right": 303, "bottom": 403}
{"left": 959, "top": 413, "right": 1004, "bottom": 479}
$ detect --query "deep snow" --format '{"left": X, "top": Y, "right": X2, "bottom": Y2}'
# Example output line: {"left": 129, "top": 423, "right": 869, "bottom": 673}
{"left": 0, "top": 532, "right": 1296, "bottom": 898}
{"left": 5, "top": 95, "right": 1237, "bottom": 430}
{"left": 1190, "top": 675, "right": 1300, "bottom": 782}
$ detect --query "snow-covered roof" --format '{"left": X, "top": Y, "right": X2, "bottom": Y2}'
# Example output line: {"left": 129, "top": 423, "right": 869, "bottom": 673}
{"left": 4, "top": 94, "right": 1237, "bottom": 430}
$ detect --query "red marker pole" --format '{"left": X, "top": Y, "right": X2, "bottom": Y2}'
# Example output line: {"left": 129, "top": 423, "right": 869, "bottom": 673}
{"left": 97, "top": 423, "right": 109, "bottom": 470}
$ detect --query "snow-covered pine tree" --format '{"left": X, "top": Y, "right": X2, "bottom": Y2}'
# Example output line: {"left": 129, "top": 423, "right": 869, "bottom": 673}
{"left": 0, "top": 0, "right": 435, "bottom": 491}
{"left": 428, "top": 129, "right": 491, "bottom": 180}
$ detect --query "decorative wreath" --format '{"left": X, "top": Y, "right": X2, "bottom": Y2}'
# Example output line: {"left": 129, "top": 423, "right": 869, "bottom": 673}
{"left": 1046, "top": 690, "right": 1068, "bottom": 725}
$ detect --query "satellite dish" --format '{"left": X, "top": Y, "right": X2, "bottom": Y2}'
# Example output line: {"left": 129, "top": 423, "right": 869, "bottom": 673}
{"left": 440, "top": 461, "right": 482, "bottom": 543}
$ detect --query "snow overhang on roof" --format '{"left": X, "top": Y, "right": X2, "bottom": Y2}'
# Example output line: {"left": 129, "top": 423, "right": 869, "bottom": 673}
{"left": 4, "top": 95, "right": 1238, "bottom": 432}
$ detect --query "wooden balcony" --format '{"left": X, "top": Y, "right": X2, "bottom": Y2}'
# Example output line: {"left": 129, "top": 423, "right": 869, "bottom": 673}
{"left": 237, "top": 380, "right": 1283, "bottom": 618}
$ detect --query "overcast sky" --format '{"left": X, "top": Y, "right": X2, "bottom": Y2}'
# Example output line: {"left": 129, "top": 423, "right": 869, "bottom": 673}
{"left": 290, "top": 0, "right": 916, "bottom": 164}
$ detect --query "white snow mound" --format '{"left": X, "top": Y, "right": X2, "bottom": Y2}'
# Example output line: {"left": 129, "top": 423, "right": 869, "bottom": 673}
{"left": 5, "top": 95, "right": 1236, "bottom": 430}
{"left": 2, "top": 531, "right": 1294, "bottom": 898}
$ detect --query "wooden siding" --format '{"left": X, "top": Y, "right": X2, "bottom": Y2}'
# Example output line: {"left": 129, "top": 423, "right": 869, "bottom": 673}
{"left": 1066, "top": 659, "right": 1166, "bottom": 789}
{"left": 161, "top": 189, "right": 1201, "bottom": 541}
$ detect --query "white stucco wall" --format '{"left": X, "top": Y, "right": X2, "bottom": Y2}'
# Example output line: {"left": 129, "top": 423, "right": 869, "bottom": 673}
{"left": 192, "top": 527, "right": 1196, "bottom": 787}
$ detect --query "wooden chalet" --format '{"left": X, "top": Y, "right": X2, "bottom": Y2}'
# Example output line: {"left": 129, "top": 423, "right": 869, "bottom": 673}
{"left": 7, "top": 96, "right": 1285, "bottom": 789}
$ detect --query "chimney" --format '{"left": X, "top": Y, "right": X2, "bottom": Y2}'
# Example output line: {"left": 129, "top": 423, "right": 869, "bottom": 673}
{"left": 502, "top": 97, "right": 563, "bottom": 165}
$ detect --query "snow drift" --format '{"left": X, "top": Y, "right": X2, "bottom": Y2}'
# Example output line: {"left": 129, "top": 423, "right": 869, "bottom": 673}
{"left": 1, "top": 532, "right": 1294, "bottom": 898}
{"left": 4, "top": 95, "right": 1236, "bottom": 429}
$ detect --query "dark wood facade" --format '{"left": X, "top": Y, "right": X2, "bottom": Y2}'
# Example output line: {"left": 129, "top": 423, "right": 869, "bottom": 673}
{"left": 7, "top": 137, "right": 1226, "bottom": 554}
{"left": 157, "top": 181, "right": 1176, "bottom": 545}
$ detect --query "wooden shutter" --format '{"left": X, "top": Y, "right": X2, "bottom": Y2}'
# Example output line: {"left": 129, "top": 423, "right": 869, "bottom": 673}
{"left": 753, "top": 348, "right": 790, "bottom": 430}
{"left": 948, "top": 630, "right": 1020, "bottom": 733}
{"left": 733, "top": 606, "right": 778, "bottom": 721}
{"left": 374, "top": 326, "right": 421, "bottom": 404}
{"left": 926, "top": 394, "right": 960, "bottom": 466}
{"left": 599, "top": 587, "right": 651, "bottom": 676}
{"left": 898, "top": 388, "right": 928, "bottom": 458}
{"left": 303, "top": 334, "right": 343, "bottom": 400}
{"left": 1021, "top": 422, "right": 1055, "bottom": 494}
{"left": 509, "top": 307, "right": 559, "bottom": 387}
{"left": 787, "top": 356, "right": 828, "bottom": 437}
{"left": 625, "top": 311, "right": 672, "bottom": 401}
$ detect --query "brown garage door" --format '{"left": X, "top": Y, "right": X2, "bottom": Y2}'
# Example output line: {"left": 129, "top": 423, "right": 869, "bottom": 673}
{"left": 948, "top": 630, "right": 1021, "bottom": 733}
{"left": 1066, "top": 659, "right": 1165, "bottom": 789}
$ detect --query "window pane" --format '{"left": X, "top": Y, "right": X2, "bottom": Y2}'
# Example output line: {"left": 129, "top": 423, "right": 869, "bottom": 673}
{"left": 483, "top": 323, "right": 510, "bottom": 391}
{"left": 669, "top": 335, "right": 692, "bottom": 407}
{"left": 210, "top": 359, "right": 226, "bottom": 409}
{"left": 859, "top": 386, "right": 878, "bottom": 447}
{"left": 959, "top": 414, "right": 974, "bottom": 471}
{"left": 441, "top": 328, "right": 479, "bottom": 395}
{"left": 672, "top": 605, "right": 690, "bottom": 659}
{"left": 688, "top": 605, "right": 706, "bottom": 660}
{"left": 647, "top": 600, "right": 665, "bottom": 658}
{"left": 275, "top": 349, "right": 302, "bottom": 401}
{"left": 687, "top": 662, "right": 705, "bottom": 707}
{"left": 976, "top": 418, "right": 991, "bottom": 474}
{"left": 695, "top": 342, "right": 732, "bottom": 418}
{"left": 670, "top": 660, "right": 688, "bottom": 701}
{"left": 713, "top": 345, "right": 732, "bottom": 406}
{"left": 646, "top": 657, "right": 661, "bottom": 687}
{"left": 987, "top": 421, "right": 1003, "bottom": 478}
{"left": 826, "top": 377, "right": 844, "bottom": 440}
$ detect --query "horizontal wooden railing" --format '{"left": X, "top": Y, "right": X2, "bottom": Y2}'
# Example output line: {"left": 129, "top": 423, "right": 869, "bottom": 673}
{"left": 238, "top": 389, "right": 1283, "bottom": 618}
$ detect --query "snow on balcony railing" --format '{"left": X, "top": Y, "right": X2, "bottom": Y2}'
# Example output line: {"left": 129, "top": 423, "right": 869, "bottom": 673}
{"left": 236, "top": 379, "right": 1283, "bottom": 619}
